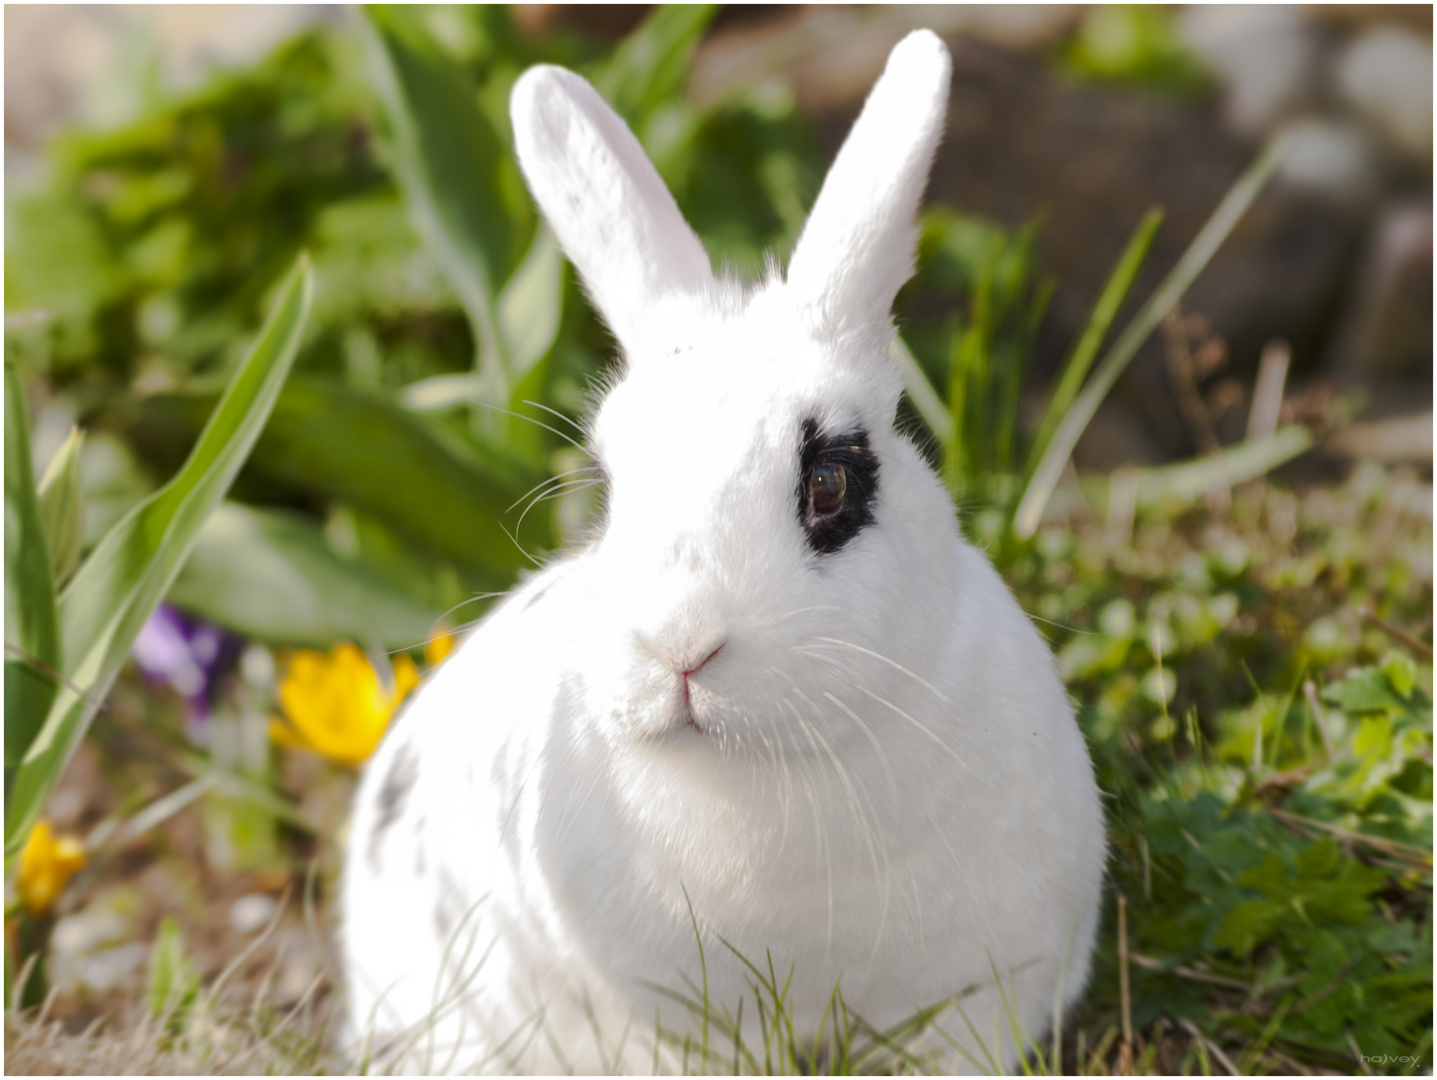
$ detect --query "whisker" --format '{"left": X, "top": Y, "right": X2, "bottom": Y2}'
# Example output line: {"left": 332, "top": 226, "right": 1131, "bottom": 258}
{"left": 855, "top": 686, "right": 970, "bottom": 773}
{"left": 499, "top": 519, "right": 544, "bottom": 568}
{"left": 780, "top": 697, "right": 834, "bottom": 941}
{"left": 768, "top": 604, "right": 845, "bottom": 620}
{"left": 515, "top": 478, "right": 603, "bottom": 537}
{"left": 473, "top": 401, "right": 587, "bottom": 453}
{"left": 822, "top": 690, "right": 897, "bottom": 795}
{"left": 808, "top": 637, "right": 948, "bottom": 701}
{"left": 792, "top": 709, "right": 888, "bottom": 947}
{"left": 384, "top": 594, "right": 509, "bottom": 656}
{"left": 1028, "top": 612, "right": 1087, "bottom": 636}
{"left": 521, "top": 399, "right": 588, "bottom": 435}
{"left": 506, "top": 466, "right": 601, "bottom": 514}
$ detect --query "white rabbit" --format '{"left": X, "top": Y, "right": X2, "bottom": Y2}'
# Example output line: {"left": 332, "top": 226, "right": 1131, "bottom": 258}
{"left": 342, "top": 29, "right": 1105, "bottom": 1074}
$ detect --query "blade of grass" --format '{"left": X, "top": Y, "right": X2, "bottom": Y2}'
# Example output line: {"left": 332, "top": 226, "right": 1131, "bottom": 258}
{"left": 1013, "top": 140, "right": 1281, "bottom": 538}
{"left": 681, "top": 886, "right": 710, "bottom": 1076}
{"left": 891, "top": 336, "right": 952, "bottom": 444}
{"left": 1025, "top": 208, "right": 1162, "bottom": 479}
{"left": 5, "top": 258, "right": 312, "bottom": 856}
{"left": 4, "top": 356, "right": 60, "bottom": 772}
{"left": 998, "top": 257, "right": 1054, "bottom": 475}
{"left": 1132, "top": 425, "right": 1313, "bottom": 506}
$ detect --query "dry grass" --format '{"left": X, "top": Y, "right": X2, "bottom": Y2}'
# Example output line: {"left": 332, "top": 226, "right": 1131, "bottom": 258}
{"left": 5, "top": 1000, "right": 337, "bottom": 1075}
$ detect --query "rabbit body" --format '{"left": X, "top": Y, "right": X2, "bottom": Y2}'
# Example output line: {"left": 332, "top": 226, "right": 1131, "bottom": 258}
{"left": 342, "top": 30, "right": 1105, "bottom": 1074}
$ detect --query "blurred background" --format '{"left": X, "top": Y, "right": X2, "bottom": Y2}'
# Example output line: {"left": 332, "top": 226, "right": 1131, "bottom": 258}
{"left": 4, "top": 5, "right": 1432, "bottom": 1074}
{"left": 8, "top": 4, "right": 1432, "bottom": 462}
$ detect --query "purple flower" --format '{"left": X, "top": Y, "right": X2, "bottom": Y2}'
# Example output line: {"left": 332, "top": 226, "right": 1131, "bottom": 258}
{"left": 131, "top": 605, "right": 241, "bottom": 739}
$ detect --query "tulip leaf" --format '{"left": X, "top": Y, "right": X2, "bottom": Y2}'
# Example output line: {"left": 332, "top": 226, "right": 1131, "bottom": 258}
{"left": 595, "top": 4, "right": 720, "bottom": 123}
{"left": 497, "top": 223, "right": 564, "bottom": 388}
{"left": 37, "top": 426, "right": 87, "bottom": 586}
{"left": 167, "top": 502, "right": 441, "bottom": 650}
{"left": 5, "top": 258, "right": 312, "bottom": 856}
{"left": 4, "top": 357, "right": 60, "bottom": 770}
{"left": 114, "top": 378, "right": 550, "bottom": 581}
{"left": 362, "top": 3, "right": 526, "bottom": 398}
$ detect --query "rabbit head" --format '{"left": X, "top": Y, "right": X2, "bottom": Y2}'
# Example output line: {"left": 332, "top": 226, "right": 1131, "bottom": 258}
{"left": 510, "top": 32, "right": 960, "bottom": 768}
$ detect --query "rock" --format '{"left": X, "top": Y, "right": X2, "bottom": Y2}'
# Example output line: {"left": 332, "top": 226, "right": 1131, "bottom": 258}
{"left": 691, "top": 6, "right": 1078, "bottom": 109}
{"left": 1179, "top": 6, "right": 1322, "bottom": 136}
{"left": 228, "top": 892, "right": 279, "bottom": 934}
{"left": 49, "top": 886, "right": 147, "bottom": 996}
{"left": 51, "top": 908, "right": 130, "bottom": 958}
{"left": 1275, "top": 117, "right": 1385, "bottom": 205}
{"left": 272, "top": 928, "right": 323, "bottom": 1002}
{"left": 1337, "top": 26, "right": 1434, "bottom": 163}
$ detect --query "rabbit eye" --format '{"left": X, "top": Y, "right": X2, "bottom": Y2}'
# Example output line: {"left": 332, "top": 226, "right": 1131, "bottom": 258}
{"left": 796, "top": 418, "right": 879, "bottom": 555}
{"left": 809, "top": 463, "right": 847, "bottom": 517}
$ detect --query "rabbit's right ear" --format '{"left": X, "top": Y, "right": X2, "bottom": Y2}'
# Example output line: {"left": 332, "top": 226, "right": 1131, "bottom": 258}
{"left": 511, "top": 67, "right": 714, "bottom": 354}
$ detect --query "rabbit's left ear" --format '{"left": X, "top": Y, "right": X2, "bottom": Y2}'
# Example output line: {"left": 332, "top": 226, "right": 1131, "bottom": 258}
{"left": 511, "top": 65, "right": 714, "bottom": 354}
{"left": 786, "top": 31, "right": 951, "bottom": 333}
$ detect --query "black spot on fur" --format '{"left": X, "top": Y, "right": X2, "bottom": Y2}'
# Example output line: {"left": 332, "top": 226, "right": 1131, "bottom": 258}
{"left": 796, "top": 418, "right": 879, "bottom": 555}
{"left": 367, "top": 743, "right": 418, "bottom": 874}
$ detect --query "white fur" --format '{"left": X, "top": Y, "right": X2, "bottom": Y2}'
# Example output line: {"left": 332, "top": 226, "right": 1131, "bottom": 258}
{"left": 342, "top": 30, "right": 1105, "bottom": 1074}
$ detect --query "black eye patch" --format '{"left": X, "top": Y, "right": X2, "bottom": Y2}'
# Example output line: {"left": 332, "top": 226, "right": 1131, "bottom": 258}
{"left": 796, "top": 418, "right": 879, "bottom": 555}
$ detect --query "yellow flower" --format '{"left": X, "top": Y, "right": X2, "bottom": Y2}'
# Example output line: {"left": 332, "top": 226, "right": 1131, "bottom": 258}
{"left": 270, "top": 643, "right": 420, "bottom": 768}
{"left": 17, "top": 821, "right": 87, "bottom": 918}
{"left": 424, "top": 627, "right": 457, "bottom": 667}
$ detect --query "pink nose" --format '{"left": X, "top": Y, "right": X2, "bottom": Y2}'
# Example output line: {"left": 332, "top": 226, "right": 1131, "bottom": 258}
{"left": 682, "top": 644, "right": 724, "bottom": 679}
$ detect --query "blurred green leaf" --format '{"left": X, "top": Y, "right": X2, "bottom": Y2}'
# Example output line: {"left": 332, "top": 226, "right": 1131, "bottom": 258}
{"left": 7, "top": 32, "right": 380, "bottom": 382}
{"left": 147, "top": 915, "right": 200, "bottom": 1024}
{"left": 497, "top": 224, "right": 564, "bottom": 387}
{"left": 308, "top": 192, "right": 455, "bottom": 325}
{"left": 37, "top": 426, "right": 87, "bottom": 585}
{"left": 115, "top": 377, "right": 549, "bottom": 580}
{"left": 595, "top": 5, "right": 719, "bottom": 123}
{"left": 3, "top": 191, "right": 124, "bottom": 326}
{"left": 5, "top": 258, "right": 311, "bottom": 856}
{"left": 77, "top": 433, "right": 156, "bottom": 548}
{"left": 363, "top": 3, "right": 526, "bottom": 405}
{"left": 1059, "top": 5, "right": 1214, "bottom": 95}
{"left": 4, "top": 358, "right": 60, "bottom": 771}
{"left": 1325, "top": 664, "right": 1418, "bottom": 714}
{"left": 168, "top": 501, "right": 441, "bottom": 649}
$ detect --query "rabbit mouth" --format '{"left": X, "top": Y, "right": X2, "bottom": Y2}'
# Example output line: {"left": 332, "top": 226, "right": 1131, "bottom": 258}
{"left": 637, "top": 703, "right": 704, "bottom": 744}
{"left": 675, "top": 681, "right": 705, "bottom": 734}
